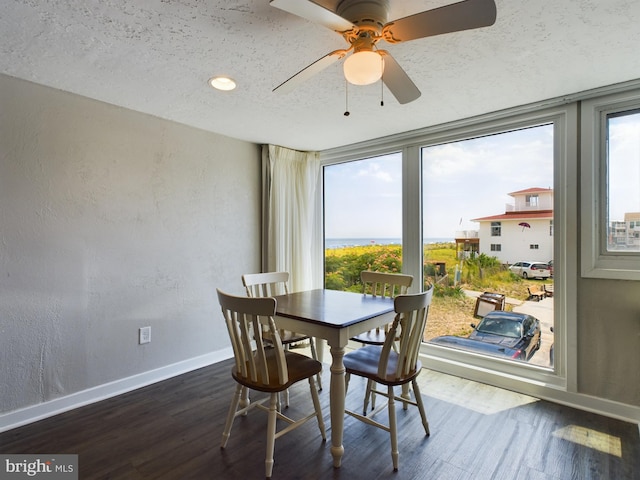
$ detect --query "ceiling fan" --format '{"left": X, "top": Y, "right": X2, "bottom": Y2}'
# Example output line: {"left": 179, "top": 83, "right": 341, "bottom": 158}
{"left": 270, "top": 0, "right": 497, "bottom": 104}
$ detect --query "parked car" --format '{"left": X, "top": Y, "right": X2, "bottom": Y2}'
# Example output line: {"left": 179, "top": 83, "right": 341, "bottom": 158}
{"left": 547, "top": 260, "right": 553, "bottom": 277}
{"left": 508, "top": 261, "right": 551, "bottom": 279}
{"left": 469, "top": 311, "right": 541, "bottom": 360}
{"left": 430, "top": 311, "right": 542, "bottom": 361}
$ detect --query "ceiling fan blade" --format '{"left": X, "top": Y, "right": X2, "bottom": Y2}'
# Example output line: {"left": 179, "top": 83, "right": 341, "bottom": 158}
{"left": 382, "top": 0, "right": 497, "bottom": 43}
{"left": 379, "top": 51, "right": 421, "bottom": 105}
{"left": 273, "top": 50, "right": 348, "bottom": 94}
{"left": 270, "top": 0, "right": 355, "bottom": 33}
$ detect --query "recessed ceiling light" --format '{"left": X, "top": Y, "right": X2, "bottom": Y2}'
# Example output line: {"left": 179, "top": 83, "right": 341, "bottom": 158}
{"left": 208, "top": 76, "right": 236, "bottom": 91}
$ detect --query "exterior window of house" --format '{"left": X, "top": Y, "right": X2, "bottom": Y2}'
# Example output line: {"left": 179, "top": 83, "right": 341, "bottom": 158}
{"left": 323, "top": 153, "right": 402, "bottom": 290}
{"left": 530, "top": 244, "right": 539, "bottom": 249}
{"left": 550, "top": 220, "right": 553, "bottom": 236}
{"left": 526, "top": 194, "right": 539, "bottom": 207}
{"left": 490, "top": 244, "right": 501, "bottom": 251}
{"left": 491, "top": 222, "right": 501, "bottom": 236}
{"left": 582, "top": 91, "right": 640, "bottom": 279}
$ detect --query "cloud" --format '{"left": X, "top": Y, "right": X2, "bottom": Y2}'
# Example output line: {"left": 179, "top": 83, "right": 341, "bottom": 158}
{"left": 326, "top": 124, "right": 555, "bottom": 238}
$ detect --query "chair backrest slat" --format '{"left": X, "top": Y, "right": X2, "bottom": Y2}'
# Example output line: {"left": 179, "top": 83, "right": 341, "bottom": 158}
{"left": 242, "top": 272, "right": 290, "bottom": 298}
{"left": 361, "top": 271, "right": 413, "bottom": 298}
{"left": 377, "top": 286, "right": 434, "bottom": 380}
{"left": 217, "top": 289, "right": 288, "bottom": 386}
{"left": 360, "top": 271, "right": 414, "bottom": 337}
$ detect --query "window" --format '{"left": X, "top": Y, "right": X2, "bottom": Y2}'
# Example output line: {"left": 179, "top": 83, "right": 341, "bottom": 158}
{"left": 607, "top": 111, "right": 640, "bottom": 253}
{"left": 550, "top": 220, "right": 554, "bottom": 236}
{"left": 323, "top": 153, "right": 402, "bottom": 290}
{"left": 421, "top": 123, "right": 554, "bottom": 369}
{"left": 582, "top": 90, "right": 640, "bottom": 279}
{"left": 321, "top": 103, "right": 572, "bottom": 399}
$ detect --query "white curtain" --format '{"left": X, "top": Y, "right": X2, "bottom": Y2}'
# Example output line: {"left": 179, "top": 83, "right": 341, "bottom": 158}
{"left": 262, "top": 145, "right": 321, "bottom": 292}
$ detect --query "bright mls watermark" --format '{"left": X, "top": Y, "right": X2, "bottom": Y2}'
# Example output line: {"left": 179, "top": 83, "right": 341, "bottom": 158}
{"left": 0, "top": 455, "right": 77, "bottom": 479}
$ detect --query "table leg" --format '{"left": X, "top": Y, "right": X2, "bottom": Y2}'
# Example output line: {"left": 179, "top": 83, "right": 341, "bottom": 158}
{"left": 329, "top": 343, "right": 346, "bottom": 468}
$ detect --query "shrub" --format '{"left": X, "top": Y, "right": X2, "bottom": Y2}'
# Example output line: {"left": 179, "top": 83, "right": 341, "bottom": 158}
{"left": 325, "top": 272, "right": 346, "bottom": 291}
{"left": 433, "top": 283, "right": 465, "bottom": 299}
{"left": 325, "top": 243, "right": 529, "bottom": 301}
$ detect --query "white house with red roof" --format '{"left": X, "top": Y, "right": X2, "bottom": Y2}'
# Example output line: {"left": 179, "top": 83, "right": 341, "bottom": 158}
{"left": 471, "top": 187, "right": 553, "bottom": 264}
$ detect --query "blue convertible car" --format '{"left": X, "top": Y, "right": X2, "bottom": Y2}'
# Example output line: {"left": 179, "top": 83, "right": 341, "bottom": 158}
{"left": 430, "top": 310, "right": 541, "bottom": 361}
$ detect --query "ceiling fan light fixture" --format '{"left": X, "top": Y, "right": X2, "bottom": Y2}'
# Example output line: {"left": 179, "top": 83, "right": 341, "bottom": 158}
{"left": 208, "top": 76, "right": 236, "bottom": 91}
{"left": 343, "top": 51, "right": 383, "bottom": 85}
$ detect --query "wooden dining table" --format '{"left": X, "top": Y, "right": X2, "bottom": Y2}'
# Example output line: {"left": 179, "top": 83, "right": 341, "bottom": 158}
{"left": 273, "top": 288, "right": 395, "bottom": 468}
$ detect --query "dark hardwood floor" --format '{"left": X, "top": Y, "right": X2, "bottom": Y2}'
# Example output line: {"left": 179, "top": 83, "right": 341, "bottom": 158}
{"left": 2, "top": 359, "right": 638, "bottom": 479}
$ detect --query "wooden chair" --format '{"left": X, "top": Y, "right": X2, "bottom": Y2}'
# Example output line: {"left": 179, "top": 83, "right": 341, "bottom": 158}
{"left": 343, "top": 286, "right": 434, "bottom": 472}
{"left": 351, "top": 271, "right": 414, "bottom": 346}
{"left": 527, "top": 285, "right": 546, "bottom": 301}
{"left": 217, "top": 289, "right": 326, "bottom": 479}
{"left": 350, "top": 271, "right": 413, "bottom": 413}
{"left": 242, "top": 272, "right": 322, "bottom": 403}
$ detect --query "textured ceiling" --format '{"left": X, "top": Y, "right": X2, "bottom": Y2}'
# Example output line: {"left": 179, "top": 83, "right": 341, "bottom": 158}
{"left": 2, "top": 0, "right": 640, "bottom": 151}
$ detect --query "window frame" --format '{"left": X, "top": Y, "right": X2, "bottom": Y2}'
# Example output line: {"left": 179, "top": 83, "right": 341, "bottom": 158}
{"left": 319, "top": 102, "right": 577, "bottom": 403}
{"left": 581, "top": 89, "right": 640, "bottom": 280}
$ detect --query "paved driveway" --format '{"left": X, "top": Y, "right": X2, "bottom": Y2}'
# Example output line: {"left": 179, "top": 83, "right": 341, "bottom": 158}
{"left": 513, "top": 295, "right": 554, "bottom": 368}
{"left": 464, "top": 289, "right": 554, "bottom": 367}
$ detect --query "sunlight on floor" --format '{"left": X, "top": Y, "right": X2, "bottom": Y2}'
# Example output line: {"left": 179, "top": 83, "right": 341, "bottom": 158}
{"left": 418, "top": 369, "right": 540, "bottom": 415}
{"left": 552, "top": 425, "right": 622, "bottom": 457}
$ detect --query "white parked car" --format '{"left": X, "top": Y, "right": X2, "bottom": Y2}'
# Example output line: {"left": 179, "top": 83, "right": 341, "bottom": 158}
{"left": 508, "top": 261, "right": 551, "bottom": 279}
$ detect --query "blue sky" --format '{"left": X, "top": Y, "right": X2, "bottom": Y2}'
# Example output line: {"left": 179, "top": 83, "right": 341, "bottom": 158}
{"left": 422, "top": 125, "right": 553, "bottom": 237}
{"left": 324, "top": 114, "right": 640, "bottom": 239}
{"left": 324, "top": 124, "right": 554, "bottom": 239}
{"left": 324, "top": 152, "right": 403, "bottom": 238}
{"left": 608, "top": 112, "right": 640, "bottom": 220}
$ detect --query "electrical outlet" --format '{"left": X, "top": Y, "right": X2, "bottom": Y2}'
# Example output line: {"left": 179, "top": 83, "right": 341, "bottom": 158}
{"left": 139, "top": 326, "right": 151, "bottom": 344}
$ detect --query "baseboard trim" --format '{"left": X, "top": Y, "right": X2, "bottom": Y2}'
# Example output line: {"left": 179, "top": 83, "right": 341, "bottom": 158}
{"left": 0, "top": 348, "right": 234, "bottom": 433}
{"left": 4, "top": 348, "right": 637, "bottom": 433}
{"left": 424, "top": 354, "right": 640, "bottom": 424}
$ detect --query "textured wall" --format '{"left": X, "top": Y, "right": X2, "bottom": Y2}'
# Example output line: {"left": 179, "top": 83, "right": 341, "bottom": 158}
{"left": 0, "top": 74, "right": 261, "bottom": 414}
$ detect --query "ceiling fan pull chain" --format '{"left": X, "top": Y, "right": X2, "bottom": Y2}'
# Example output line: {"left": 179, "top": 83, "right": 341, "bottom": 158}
{"left": 344, "top": 80, "right": 350, "bottom": 116}
{"left": 380, "top": 74, "right": 384, "bottom": 107}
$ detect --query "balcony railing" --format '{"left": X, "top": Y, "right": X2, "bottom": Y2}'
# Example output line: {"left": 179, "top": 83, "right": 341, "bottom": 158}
{"left": 455, "top": 230, "right": 479, "bottom": 239}
{"left": 505, "top": 203, "right": 553, "bottom": 212}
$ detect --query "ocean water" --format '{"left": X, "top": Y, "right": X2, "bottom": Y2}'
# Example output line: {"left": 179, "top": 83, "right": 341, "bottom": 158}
{"left": 325, "top": 238, "right": 454, "bottom": 249}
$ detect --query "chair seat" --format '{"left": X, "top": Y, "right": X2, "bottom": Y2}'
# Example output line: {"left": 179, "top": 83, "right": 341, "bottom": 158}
{"left": 232, "top": 349, "right": 322, "bottom": 393}
{"left": 343, "top": 345, "right": 422, "bottom": 387}
{"left": 350, "top": 330, "right": 394, "bottom": 345}
{"left": 264, "top": 330, "right": 310, "bottom": 345}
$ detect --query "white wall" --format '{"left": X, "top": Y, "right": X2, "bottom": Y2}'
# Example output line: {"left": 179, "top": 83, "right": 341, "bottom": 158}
{"left": 477, "top": 219, "right": 553, "bottom": 263}
{"left": 0, "top": 75, "right": 261, "bottom": 424}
